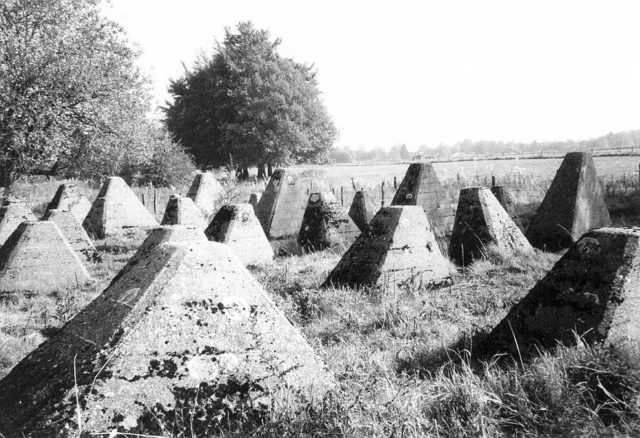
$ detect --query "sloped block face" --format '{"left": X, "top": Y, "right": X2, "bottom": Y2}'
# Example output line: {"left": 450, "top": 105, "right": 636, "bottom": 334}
{"left": 248, "top": 192, "right": 261, "bottom": 211}
{"left": 298, "top": 192, "right": 360, "bottom": 252}
{"left": 83, "top": 177, "right": 157, "bottom": 239}
{"left": 480, "top": 228, "right": 640, "bottom": 359}
{"left": 348, "top": 190, "right": 375, "bottom": 232}
{"left": 0, "top": 221, "right": 91, "bottom": 294}
{"left": 391, "top": 163, "right": 455, "bottom": 252}
{"left": 47, "top": 183, "right": 92, "bottom": 223}
{"left": 255, "top": 170, "right": 309, "bottom": 239}
{"left": 205, "top": 204, "right": 274, "bottom": 265}
{"left": 526, "top": 152, "right": 611, "bottom": 251}
{"left": 0, "top": 241, "right": 332, "bottom": 435}
{"left": 161, "top": 195, "right": 207, "bottom": 228}
{"left": 490, "top": 186, "right": 524, "bottom": 231}
{"left": 449, "top": 187, "right": 532, "bottom": 266}
{"left": 323, "top": 206, "right": 451, "bottom": 289}
{"left": 186, "top": 172, "right": 224, "bottom": 220}
{"left": 42, "top": 209, "right": 98, "bottom": 261}
{"left": 0, "top": 198, "right": 37, "bottom": 246}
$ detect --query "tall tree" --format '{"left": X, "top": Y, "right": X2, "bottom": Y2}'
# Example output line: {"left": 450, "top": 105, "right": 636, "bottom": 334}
{"left": 165, "top": 22, "right": 337, "bottom": 177}
{"left": 0, "top": 0, "right": 162, "bottom": 185}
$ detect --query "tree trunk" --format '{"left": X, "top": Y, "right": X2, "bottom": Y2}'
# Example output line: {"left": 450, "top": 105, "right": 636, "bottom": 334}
{"left": 257, "top": 163, "right": 266, "bottom": 179}
{"left": 0, "top": 161, "right": 17, "bottom": 189}
{"left": 267, "top": 162, "right": 273, "bottom": 176}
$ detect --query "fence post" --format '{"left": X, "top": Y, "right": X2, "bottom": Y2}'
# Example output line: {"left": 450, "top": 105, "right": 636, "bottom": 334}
{"left": 491, "top": 176, "right": 496, "bottom": 188}
{"left": 340, "top": 186, "right": 344, "bottom": 206}
{"left": 351, "top": 178, "right": 356, "bottom": 190}
{"left": 153, "top": 189, "right": 157, "bottom": 215}
{"left": 381, "top": 181, "right": 385, "bottom": 207}
{"left": 393, "top": 176, "right": 397, "bottom": 189}
{"left": 141, "top": 193, "right": 145, "bottom": 206}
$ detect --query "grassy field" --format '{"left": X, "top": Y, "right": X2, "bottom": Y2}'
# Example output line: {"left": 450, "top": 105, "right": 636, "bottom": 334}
{"left": 2, "top": 161, "right": 640, "bottom": 436}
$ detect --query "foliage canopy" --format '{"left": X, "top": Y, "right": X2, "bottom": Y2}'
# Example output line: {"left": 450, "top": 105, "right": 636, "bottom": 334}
{"left": 0, "top": 0, "right": 194, "bottom": 186}
{"left": 165, "top": 22, "right": 337, "bottom": 173}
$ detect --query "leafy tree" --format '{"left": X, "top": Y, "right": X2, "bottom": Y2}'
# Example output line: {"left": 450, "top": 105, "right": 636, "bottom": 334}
{"left": 0, "top": 0, "right": 187, "bottom": 186}
{"left": 165, "top": 22, "right": 337, "bottom": 178}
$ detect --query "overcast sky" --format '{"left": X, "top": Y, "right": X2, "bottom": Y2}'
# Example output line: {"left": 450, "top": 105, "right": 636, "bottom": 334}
{"left": 104, "top": 0, "right": 640, "bottom": 150}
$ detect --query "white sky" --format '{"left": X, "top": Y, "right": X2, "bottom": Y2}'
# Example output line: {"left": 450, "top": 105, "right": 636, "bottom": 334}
{"left": 104, "top": 0, "right": 640, "bottom": 150}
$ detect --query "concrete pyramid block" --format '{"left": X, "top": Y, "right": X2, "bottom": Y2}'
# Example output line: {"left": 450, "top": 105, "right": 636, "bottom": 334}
{"left": 298, "top": 192, "right": 360, "bottom": 252}
{"left": 0, "top": 221, "right": 91, "bottom": 293}
{"left": 255, "top": 169, "right": 310, "bottom": 239}
{"left": 41, "top": 209, "right": 99, "bottom": 261}
{"left": 490, "top": 186, "right": 524, "bottom": 231}
{"left": 46, "top": 183, "right": 92, "bottom": 223}
{"left": 323, "top": 206, "right": 451, "bottom": 289}
{"left": 161, "top": 194, "right": 207, "bottom": 228}
{"left": 0, "top": 197, "right": 37, "bottom": 246}
{"left": 83, "top": 176, "right": 158, "bottom": 239}
{"left": 248, "top": 192, "right": 261, "bottom": 211}
{"left": 187, "top": 172, "right": 224, "bottom": 219}
{"left": 349, "top": 190, "right": 375, "bottom": 232}
{"left": 480, "top": 227, "right": 640, "bottom": 358}
{"left": 391, "top": 163, "right": 455, "bottom": 252}
{"left": 205, "top": 203, "right": 274, "bottom": 265}
{"left": 449, "top": 187, "right": 533, "bottom": 266}
{"left": 0, "top": 240, "right": 332, "bottom": 435}
{"left": 526, "top": 152, "right": 611, "bottom": 251}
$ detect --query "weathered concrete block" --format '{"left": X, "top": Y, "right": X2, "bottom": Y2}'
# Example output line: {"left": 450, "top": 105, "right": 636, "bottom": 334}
{"left": 349, "top": 190, "right": 375, "bottom": 232}
{"left": 323, "top": 206, "right": 451, "bottom": 289}
{"left": 449, "top": 187, "right": 533, "bottom": 266}
{"left": 248, "top": 192, "right": 261, "bottom": 212}
{"left": 298, "top": 192, "right": 360, "bottom": 252}
{"left": 490, "top": 186, "right": 524, "bottom": 231}
{"left": 0, "top": 241, "right": 332, "bottom": 435}
{"left": 391, "top": 163, "right": 455, "bottom": 253}
{"left": 526, "top": 152, "right": 611, "bottom": 251}
{"left": 0, "top": 221, "right": 92, "bottom": 293}
{"left": 254, "top": 169, "right": 310, "bottom": 239}
{"left": 187, "top": 172, "right": 224, "bottom": 220}
{"left": 0, "top": 197, "right": 37, "bottom": 246}
{"left": 41, "top": 209, "right": 98, "bottom": 261}
{"left": 46, "top": 183, "right": 92, "bottom": 223}
{"left": 161, "top": 194, "right": 207, "bottom": 228}
{"left": 83, "top": 176, "right": 158, "bottom": 239}
{"left": 205, "top": 203, "right": 274, "bottom": 265}
{"left": 480, "top": 227, "right": 640, "bottom": 358}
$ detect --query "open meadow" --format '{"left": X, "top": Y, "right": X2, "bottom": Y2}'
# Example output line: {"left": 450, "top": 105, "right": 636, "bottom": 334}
{"left": 2, "top": 158, "right": 640, "bottom": 436}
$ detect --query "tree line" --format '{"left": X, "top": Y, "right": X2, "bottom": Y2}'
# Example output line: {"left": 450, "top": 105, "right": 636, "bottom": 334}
{"left": 331, "top": 130, "right": 640, "bottom": 163}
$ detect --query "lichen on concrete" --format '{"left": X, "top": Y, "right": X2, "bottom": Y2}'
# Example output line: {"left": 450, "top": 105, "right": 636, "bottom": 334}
{"left": 0, "top": 241, "right": 333, "bottom": 435}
